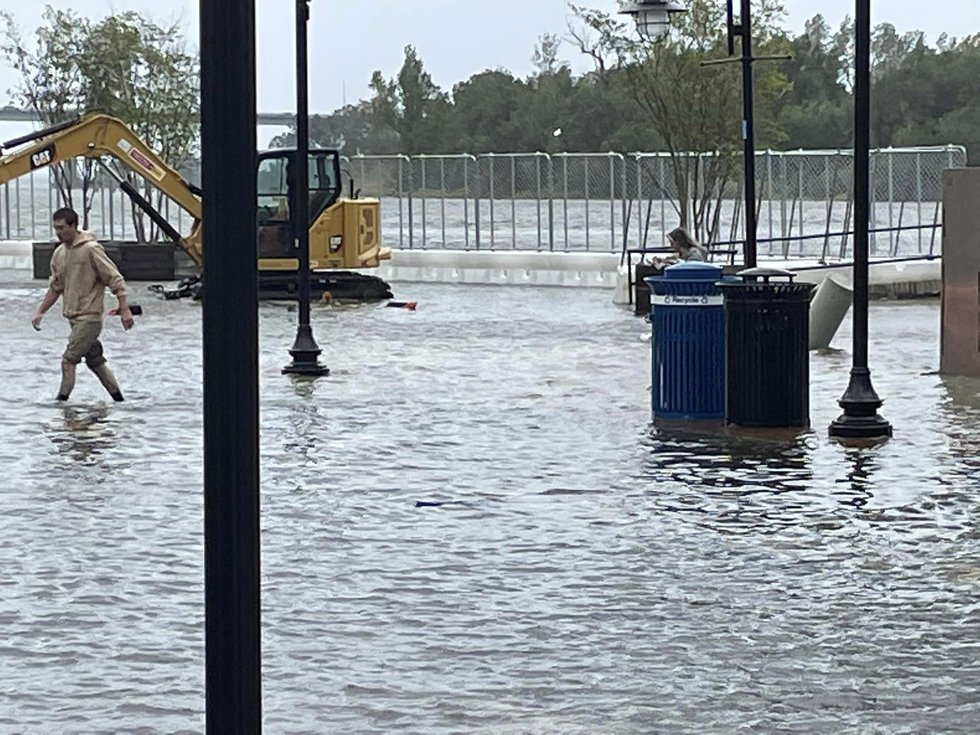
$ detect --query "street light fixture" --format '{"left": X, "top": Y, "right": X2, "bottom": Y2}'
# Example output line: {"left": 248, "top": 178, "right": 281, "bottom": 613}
{"left": 701, "top": 1, "right": 790, "bottom": 269}
{"left": 828, "top": 0, "right": 892, "bottom": 440}
{"left": 620, "top": 0, "right": 687, "bottom": 41}
{"left": 283, "top": 0, "right": 329, "bottom": 377}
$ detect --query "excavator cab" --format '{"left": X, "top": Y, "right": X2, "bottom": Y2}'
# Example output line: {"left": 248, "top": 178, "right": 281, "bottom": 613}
{"left": 256, "top": 149, "right": 340, "bottom": 260}
{"left": 253, "top": 147, "right": 393, "bottom": 301}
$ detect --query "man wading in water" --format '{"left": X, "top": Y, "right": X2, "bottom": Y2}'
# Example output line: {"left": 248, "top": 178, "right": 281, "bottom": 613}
{"left": 31, "top": 207, "right": 134, "bottom": 402}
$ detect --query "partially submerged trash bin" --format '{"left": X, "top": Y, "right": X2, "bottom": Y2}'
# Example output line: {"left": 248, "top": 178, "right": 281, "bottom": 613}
{"left": 720, "top": 268, "right": 815, "bottom": 428}
{"left": 644, "top": 262, "right": 732, "bottom": 420}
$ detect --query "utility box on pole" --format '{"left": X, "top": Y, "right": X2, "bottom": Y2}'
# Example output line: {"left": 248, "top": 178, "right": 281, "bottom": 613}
{"left": 940, "top": 168, "right": 980, "bottom": 378}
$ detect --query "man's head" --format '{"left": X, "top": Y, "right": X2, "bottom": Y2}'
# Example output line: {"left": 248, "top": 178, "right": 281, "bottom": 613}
{"left": 53, "top": 207, "right": 79, "bottom": 244}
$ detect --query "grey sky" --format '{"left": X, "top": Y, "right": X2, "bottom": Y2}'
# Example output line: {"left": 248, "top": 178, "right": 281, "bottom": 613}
{"left": 2, "top": 0, "right": 978, "bottom": 116}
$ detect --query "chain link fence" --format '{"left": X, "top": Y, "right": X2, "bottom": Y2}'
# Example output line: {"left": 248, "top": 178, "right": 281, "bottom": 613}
{"left": 1, "top": 146, "right": 966, "bottom": 260}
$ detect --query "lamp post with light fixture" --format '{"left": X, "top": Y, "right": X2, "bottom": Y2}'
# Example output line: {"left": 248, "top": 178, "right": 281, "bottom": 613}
{"left": 620, "top": 0, "right": 687, "bottom": 41}
{"left": 828, "top": 0, "right": 892, "bottom": 440}
{"left": 622, "top": 0, "right": 788, "bottom": 269}
{"left": 720, "top": 0, "right": 759, "bottom": 268}
{"left": 283, "top": 0, "right": 329, "bottom": 377}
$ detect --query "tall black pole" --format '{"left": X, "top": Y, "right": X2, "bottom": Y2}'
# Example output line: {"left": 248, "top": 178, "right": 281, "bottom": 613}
{"left": 283, "top": 0, "right": 329, "bottom": 376}
{"left": 739, "top": 0, "right": 758, "bottom": 268}
{"left": 200, "top": 0, "right": 262, "bottom": 730}
{"left": 829, "top": 0, "right": 892, "bottom": 439}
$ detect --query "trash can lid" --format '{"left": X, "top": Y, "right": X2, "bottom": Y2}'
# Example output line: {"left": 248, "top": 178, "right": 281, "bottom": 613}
{"left": 664, "top": 261, "right": 724, "bottom": 280}
{"left": 737, "top": 267, "right": 797, "bottom": 282}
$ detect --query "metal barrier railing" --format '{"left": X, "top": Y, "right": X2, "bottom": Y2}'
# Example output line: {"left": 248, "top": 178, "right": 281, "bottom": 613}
{"left": 622, "top": 222, "right": 944, "bottom": 307}
{"left": 1, "top": 146, "right": 966, "bottom": 262}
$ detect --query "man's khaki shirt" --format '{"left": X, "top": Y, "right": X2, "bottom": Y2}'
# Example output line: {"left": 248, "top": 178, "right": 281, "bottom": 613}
{"left": 49, "top": 231, "right": 128, "bottom": 323}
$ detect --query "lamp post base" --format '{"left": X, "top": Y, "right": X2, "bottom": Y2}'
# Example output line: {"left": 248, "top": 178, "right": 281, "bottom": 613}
{"left": 828, "top": 367, "right": 892, "bottom": 439}
{"left": 282, "top": 324, "right": 329, "bottom": 377}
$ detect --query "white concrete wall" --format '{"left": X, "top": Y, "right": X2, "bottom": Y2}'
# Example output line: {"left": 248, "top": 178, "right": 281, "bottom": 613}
{"left": 0, "top": 241, "right": 32, "bottom": 270}
{"left": 0, "top": 240, "right": 942, "bottom": 299}
{"left": 377, "top": 249, "right": 621, "bottom": 289}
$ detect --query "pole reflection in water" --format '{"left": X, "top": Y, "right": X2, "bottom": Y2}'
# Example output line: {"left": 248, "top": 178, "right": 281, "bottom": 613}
{"left": 837, "top": 450, "right": 876, "bottom": 508}
{"left": 639, "top": 421, "right": 818, "bottom": 534}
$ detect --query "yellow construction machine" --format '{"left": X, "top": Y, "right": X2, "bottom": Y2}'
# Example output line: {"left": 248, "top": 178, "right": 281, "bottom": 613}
{"left": 0, "top": 112, "right": 393, "bottom": 301}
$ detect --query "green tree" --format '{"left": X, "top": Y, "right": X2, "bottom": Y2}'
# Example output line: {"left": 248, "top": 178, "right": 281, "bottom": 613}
{"left": 79, "top": 11, "right": 199, "bottom": 241}
{"left": 777, "top": 14, "right": 851, "bottom": 148}
{"left": 270, "top": 101, "right": 401, "bottom": 154}
{"left": 570, "top": 0, "right": 791, "bottom": 243}
{"left": 369, "top": 45, "right": 453, "bottom": 154}
{"left": 1, "top": 8, "right": 94, "bottom": 222}
{"left": 1, "top": 6, "right": 199, "bottom": 239}
{"left": 533, "top": 33, "right": 563, "bottom": 76}
{"left": 875, "top": 34, "right": 980, "bottom": 161}
{"left": 450, "top": 70, "right": 530, "bottom": 152}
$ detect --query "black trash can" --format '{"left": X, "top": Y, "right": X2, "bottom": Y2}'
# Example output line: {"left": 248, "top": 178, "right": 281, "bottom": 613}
{"left": 719, "top": 268, "right": 815, "bottom": 428}
{"left": 634, "top": 262, "right": 663, "bottom": 316}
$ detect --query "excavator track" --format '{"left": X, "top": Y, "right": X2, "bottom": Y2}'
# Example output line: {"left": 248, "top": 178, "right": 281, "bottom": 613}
{"left": 258, "top": 271, "right": 394, "bottom": 302}
{"left": 150, "top": 271, "right": 394, "bottom": 303}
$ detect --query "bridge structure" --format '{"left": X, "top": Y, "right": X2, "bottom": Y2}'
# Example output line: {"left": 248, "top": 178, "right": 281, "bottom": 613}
{"left": 0, "top": 106, "right": 295, "bottom": 126}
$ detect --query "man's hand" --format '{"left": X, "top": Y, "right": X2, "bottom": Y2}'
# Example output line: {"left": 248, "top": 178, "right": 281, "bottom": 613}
{"left": 118, "top": 307, "right": 135, "bottom": 331}
{"left": 31, "top": 312, "right": 43, "bottom": 331}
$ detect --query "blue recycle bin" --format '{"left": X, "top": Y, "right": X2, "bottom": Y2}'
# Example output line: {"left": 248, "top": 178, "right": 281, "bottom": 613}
{"left": 644, "top": 262, "right": 734, "bottom": 420}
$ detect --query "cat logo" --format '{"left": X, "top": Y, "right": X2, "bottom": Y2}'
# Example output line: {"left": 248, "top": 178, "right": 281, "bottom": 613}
{"left": 29, "top": 144, "right": 55, "bottom": 170}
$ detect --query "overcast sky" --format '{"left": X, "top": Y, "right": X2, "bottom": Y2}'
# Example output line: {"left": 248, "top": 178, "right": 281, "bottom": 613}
{"left": 1, "top": 0, "right": 978, "bottom": 115}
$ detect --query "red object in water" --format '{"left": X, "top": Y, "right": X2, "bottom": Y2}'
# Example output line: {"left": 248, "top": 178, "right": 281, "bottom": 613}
{"left": 386, "top": 301, "right": 417, "bottom": 310}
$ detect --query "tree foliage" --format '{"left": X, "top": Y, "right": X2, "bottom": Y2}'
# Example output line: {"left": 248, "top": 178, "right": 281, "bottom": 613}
{"left": 262, "top": 1, "right": 980, "bottom": 240}
{"left": 1, "top": 6, "right": 198, "bottom": 240}
{"left": 569, "top": 0, "right": 791, "bottom": 241}
{"left": 7, "top": 2, "right": 980, "bottom": 246}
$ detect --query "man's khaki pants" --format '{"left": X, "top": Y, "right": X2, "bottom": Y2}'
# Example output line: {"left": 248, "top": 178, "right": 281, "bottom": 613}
{"left": 63, "top": 319, "right": 106, "bottom": 368}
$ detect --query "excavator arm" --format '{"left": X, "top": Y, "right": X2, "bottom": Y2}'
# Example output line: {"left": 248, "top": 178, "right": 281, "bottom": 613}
{"left": 0, "top": 112, "right": 395, "bottom": 303}
{"left": 0, "top": 113, "right": 204, "bottom": 267}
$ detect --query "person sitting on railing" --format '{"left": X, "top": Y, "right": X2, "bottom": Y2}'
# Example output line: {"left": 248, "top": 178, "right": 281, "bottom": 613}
{"left": 652, "top": 227, "right": 709, "bottom": 268}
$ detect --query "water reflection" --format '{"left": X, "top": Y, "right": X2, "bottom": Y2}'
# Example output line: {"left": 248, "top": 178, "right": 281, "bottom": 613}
{"left": 934, "top": 376, "right": 980, "bottom": 485}
{"left": 637, "top": 420, "right": 822, "bottom": 534}
{"left": 835, "top": 449, "right": 877, "bottom": 508}
{"left": 46, "top": 404, "right": 116, "bottom": 465}
{"left": 6, "top": 284, "right": 980, "bottom": 733}
{"left": 939, "top": 375, "right": 980, "bottom": 452}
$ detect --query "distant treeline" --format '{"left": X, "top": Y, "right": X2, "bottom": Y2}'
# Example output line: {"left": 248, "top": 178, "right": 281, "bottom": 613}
{"left": 272, "top": 11, "right": 980, "bottom": 164}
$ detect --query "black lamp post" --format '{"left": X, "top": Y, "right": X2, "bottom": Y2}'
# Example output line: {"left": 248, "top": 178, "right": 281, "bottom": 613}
{"left": 283, "top": 0, "right": 329, "bottom": 377}
{"left": 730, "top": 0, "right": 758, "bottom": 268}
{"left": 829, "top": 0, "right": 892, "bottom": 440}
{"left": 200, "top": 0, "right": 262, "bottom": 730}
{"left": 624, "top": 1, "right": 786, "bottom": 268}
{"left": 707, "top": 0, "right": 792, "bottom": 268}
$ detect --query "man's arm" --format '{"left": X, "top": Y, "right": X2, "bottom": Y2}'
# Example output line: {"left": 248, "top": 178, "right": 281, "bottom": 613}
{"left": 90, "top": 244, "right": 134, "bottom": 330}
{"left": 33, "top": 252, "right": 64, "bottom": 330}
{"left": 32, "top": 288, "right": 60, "bottom": 330}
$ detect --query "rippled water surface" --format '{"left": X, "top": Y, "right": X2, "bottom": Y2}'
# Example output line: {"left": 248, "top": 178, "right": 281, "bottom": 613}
{"left": 1, "top": 270, "right": 978, "bottom": 733}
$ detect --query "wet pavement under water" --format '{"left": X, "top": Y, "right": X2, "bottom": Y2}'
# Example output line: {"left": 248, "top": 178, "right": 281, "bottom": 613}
{"left": 0, "top": 270, "right": 978, "bottom": 733}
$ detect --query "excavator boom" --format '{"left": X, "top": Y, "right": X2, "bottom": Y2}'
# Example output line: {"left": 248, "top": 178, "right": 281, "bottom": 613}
{"left": 0, "top": 112, "right": 393, "bottom": 302}
{"left": 0, "top": 113, "right": 203, "bottom": 265}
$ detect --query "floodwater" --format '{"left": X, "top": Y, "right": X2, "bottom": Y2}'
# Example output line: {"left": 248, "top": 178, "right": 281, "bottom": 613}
{"left": 0, "top": 271, "right": 978, "bottom": 733}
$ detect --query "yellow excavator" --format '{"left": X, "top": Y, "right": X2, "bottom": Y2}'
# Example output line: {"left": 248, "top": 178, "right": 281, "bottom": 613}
{"left": 0, "top": 112, "right": 393, "bottom": 301}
